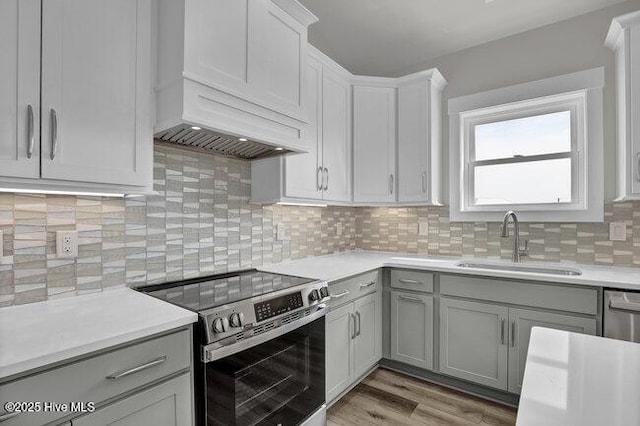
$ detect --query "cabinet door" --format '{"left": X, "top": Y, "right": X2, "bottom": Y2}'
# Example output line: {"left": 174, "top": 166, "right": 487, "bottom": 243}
{"left": 398, "top": 80, "right": 430, "bottom": 203}
{"left": 73, "top": 373, "right": 193, "bottom": 426}
{"left": 322, "top": 68, "right": 352, "bottom": 202}
{"left": 439, "top": 298, "right": 509, "bottom": 390}
{"left": 326, "top": 302, "right": 355, "bottom": 403}
{"left": 507, "top": 309, "right": 596, "bottom": 394}
{"left": 41, "top": 0, "right": 152, "bottom": 187}
{"left": 0, "top": 0, "right": 40, "bottom": 179}
{"left": 631, "top": 26, "right": 640, "bottom": 195}
{"left": 284, "top": 56, "right": 322, "bottom": 199}
{"left": 390, "top": 291, "right": 433, "bottom": 370}
{"left": 353, "top": 292, "right": 382, "bottom": 378}
{"left": 253, "top": 0, "right": 307, "bottom": 120}
{"left": 353, "top": 86, "right": 396, "bottom": 203}
{"left": 183, "top": 0, "right": 255, "bottom": 96}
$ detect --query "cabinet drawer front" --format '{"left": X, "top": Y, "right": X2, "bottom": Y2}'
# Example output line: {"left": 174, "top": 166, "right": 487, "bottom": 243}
{"left": 0, "top": 329, "right": 191, "bottom": 426}
{"left": 390, "top": 269, "right": 434, "bottom": 293}
{"left": 73, "top": 372, "right": 193, "bottom": 426}
{"left": 440, "top": 275, "right": 598, "bottom": 315}
{"left": 326, "top": 270, "right": 380, "bottom": 308}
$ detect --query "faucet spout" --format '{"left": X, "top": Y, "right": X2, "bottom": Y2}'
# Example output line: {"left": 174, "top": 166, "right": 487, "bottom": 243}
{"left": 501, "top": 210, "right": 523, "bottom": 262}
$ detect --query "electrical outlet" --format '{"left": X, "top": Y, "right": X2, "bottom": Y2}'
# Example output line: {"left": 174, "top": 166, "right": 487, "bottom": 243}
{"left": 0, "top": 231, "right": 13, "bottom": 265}
{"left": 609, "top": 222, "right": 627, "bottom": 241}
{"left": 419, "top": 222, "right": 429, "bottom": 236}
{"left": 336, "top": 222, "right": 343, "bottom": 236}
{"left": 56, "top": 230, "right": 78, "bottom": 258}
{"left": 276, "top": 223, "right": 288, "bottom": 241}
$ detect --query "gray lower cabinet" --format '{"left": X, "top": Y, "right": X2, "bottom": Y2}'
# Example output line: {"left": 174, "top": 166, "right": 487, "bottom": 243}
{"left": 326, "top": 303, "right": 355, "bottom": 402}
{"left": 73, "top": 373, "right": 192, "bottom": 426}
{"left": 0, "top": 328, "right": 193, "bottom": 426}
{"left": 439, "top": 298, "right": 509, "bottom": 390}
{"left": 507, "top": 308, "right": 596, "bottom": 394}
{"left": 325, "top": 276, "right": 382, "bottom": 404}
{"left": 390, "top": 291, "right": 433, "bottom": 370}
{"left": 438, "top": 297, "right": 598, "bottom": 393}
{"left": 353, "top": 292, "right": 383, "bottom": 378}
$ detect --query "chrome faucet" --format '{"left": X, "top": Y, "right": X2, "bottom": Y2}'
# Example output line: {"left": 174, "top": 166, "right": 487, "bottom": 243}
{"left": 501, "top": 211, "right": 529, "bottom": 262}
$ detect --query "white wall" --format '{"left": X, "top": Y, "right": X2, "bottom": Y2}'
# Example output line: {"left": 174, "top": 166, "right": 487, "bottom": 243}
{"left": 405, "top": 0, "right": 640, "bottom": 203}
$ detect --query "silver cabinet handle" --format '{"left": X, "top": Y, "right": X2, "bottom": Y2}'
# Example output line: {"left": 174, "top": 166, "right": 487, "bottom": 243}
{"left": 511, "top": 321, "right": 516, "bottom": 347}
{"left": 106, "top": 356, "right": 167, "bottom": 380}
{"left": 0, "top": 411, "right": 20, "bottom": 422}
{"left": 356, "top": 311, "right": 361, "bottom": 337}
{"left": 330, "top": 290, "right": 349, "bottom": 299}
{"left": 636, "top": 153, "right": 640, "bottom": 182}
{"left": 500, "top": 319, "right": 505, "bottom": 345}
{"left": 50, "top": 109, "right": 58, "bottom": 160}
{"left": 26, "top": 105, "right": 34, "bottom": 159}
{"left": 398, "top": 278, "right": 422, "bottom": 285}
{"left": 317, "top": 167, "right": 323, "bottom": 191}
{"left": 350, "top": 313, "right": 357, "bottom": 339}
{"left": 609, "top": 297, "right": 640, "bottom": 313}
{"left": 398, "top": 294, "right": 422, "bottom": 303}
{"left": 389, "top": 174, "right": 394, "bottom": 194}
{"left": 359, "top": 281, "right": 376, "bottom": 289}
{"left": 324, "top": 167, "right": 329, "bottom": 191}
{"left": 421, "top": 171, "right": 427, "bottom": 193}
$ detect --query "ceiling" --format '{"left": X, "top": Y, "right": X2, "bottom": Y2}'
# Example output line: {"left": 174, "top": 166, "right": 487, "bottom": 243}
{"left": 298, "top": 0, "right": 629, "bottom": 76}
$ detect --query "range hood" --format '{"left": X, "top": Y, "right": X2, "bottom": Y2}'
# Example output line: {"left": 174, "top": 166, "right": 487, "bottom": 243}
{"left": 155, "top": 124, "right": 293, "bottom": 160}
{"left": 153, "top": 0, "right": 317, "bottom": 161}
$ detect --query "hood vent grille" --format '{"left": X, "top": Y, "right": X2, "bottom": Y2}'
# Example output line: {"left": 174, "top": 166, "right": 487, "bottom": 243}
{"left": 155, "top": 124, "right": 291, "bottom": 160}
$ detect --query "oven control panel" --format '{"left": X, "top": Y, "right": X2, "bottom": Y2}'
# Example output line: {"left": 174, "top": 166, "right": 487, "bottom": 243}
{"left": 201, "top": 281, "right": 330, "bottom": 344}
{"left": 254, "top": 291, "right": 304, "bottom": 322}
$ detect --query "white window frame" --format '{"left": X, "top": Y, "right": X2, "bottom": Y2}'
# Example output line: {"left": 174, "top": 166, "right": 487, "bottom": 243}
{"left": 448, "top": 68, "right": 604, "bottom": 222}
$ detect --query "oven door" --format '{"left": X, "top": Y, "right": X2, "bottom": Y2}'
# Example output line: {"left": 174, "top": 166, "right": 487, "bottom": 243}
{"left": 205, "top": 316, "right": 325, "bottom": 426}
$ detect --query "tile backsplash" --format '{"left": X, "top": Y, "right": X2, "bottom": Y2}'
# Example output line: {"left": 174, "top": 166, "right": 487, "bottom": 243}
{"left": 356, "top": 204, "right": 640, "bottom": 267}
{"left": 1, "top": 145, "right": 639, "bottom": 307}
{"left": 0, "top": 145, "right": 357, "bottom": 307}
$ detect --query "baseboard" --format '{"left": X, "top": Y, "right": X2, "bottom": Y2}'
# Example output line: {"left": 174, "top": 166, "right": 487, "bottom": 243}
{"left": 379, "top": 359, "right": 520, "bottom": 408}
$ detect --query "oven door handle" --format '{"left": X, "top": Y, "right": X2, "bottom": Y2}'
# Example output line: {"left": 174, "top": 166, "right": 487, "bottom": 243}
{"left": 609, "top": 297, "right": 640, "bottom": 313}
{"left": 202, "top": 304, "right": 329, "bottom": 362}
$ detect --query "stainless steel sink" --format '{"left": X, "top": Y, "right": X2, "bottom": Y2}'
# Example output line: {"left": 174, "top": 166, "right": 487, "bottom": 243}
{"left": 456, "top": 261, "right": 582, "bottom": 276}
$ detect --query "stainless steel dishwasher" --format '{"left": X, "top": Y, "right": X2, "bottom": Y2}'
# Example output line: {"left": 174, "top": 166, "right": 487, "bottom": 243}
{"left": 604, "top": 290, "right": 640, "bottom": 343}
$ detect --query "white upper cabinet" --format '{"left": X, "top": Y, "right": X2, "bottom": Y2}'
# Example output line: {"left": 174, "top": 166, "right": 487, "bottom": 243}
{"left": 40, "top": 0, "right": 153, "bottom": 188}
{"left": 397, "top": 70, "right": 446, "bottom": 204}
{"left": 283, "top": 55, "right": 323, "bottom": 200}
{"left": 353, "top": 71, "right": 445, "bottom": 205}
{"left": 0, "top": 0, "right": 40, "bottom": 179}
{"left": 251, "top": 46, "right": 352, "bottom": 204}
{"left": 321, "top": 64, "right": 352, "bottom": 202}
{"left": 157, "top": 0, "right": 317, "bottom": 152}
{"left": 0, "top": 0, "right": 153, "bottom": 194}
{"left": 606, "top": 10, "right": 640, "bottom": 200}
{"left": 257, "top": 0, "right": 308, "bottom": 119}
{"left": 353, "top": 81, "right": 397, "bottom": 203}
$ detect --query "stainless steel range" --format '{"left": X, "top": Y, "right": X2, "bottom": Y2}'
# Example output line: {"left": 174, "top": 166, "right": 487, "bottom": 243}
{"left": 137, "top": 270, "right": 329, "bottom": 426}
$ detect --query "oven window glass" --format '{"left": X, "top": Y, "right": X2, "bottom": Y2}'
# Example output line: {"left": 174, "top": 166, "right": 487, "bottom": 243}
{"left": 206, "top": 316, "right": 325, "bottom": 426}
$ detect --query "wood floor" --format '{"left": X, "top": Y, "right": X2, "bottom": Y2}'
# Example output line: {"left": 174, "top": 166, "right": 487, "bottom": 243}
{"left": 327, "top": 368, "right": 517, "bottom": 426}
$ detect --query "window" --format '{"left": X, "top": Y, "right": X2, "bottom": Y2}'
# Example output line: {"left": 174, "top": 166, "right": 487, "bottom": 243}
{"left": 449, "top": 68, "right": 604, "bottom": 222}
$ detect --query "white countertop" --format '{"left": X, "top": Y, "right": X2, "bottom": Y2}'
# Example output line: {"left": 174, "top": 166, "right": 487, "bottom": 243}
{"left": 2, "top": 251, "right": 637, "bottom": 382}
{"left": 0, "top": 287, "right": 197, "bottom": 381}
{"left": 259, "top": 250, "right": 640, "bottom": 290}
{"left": 517, "top": 328, "right": 640, "bottom": 426}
